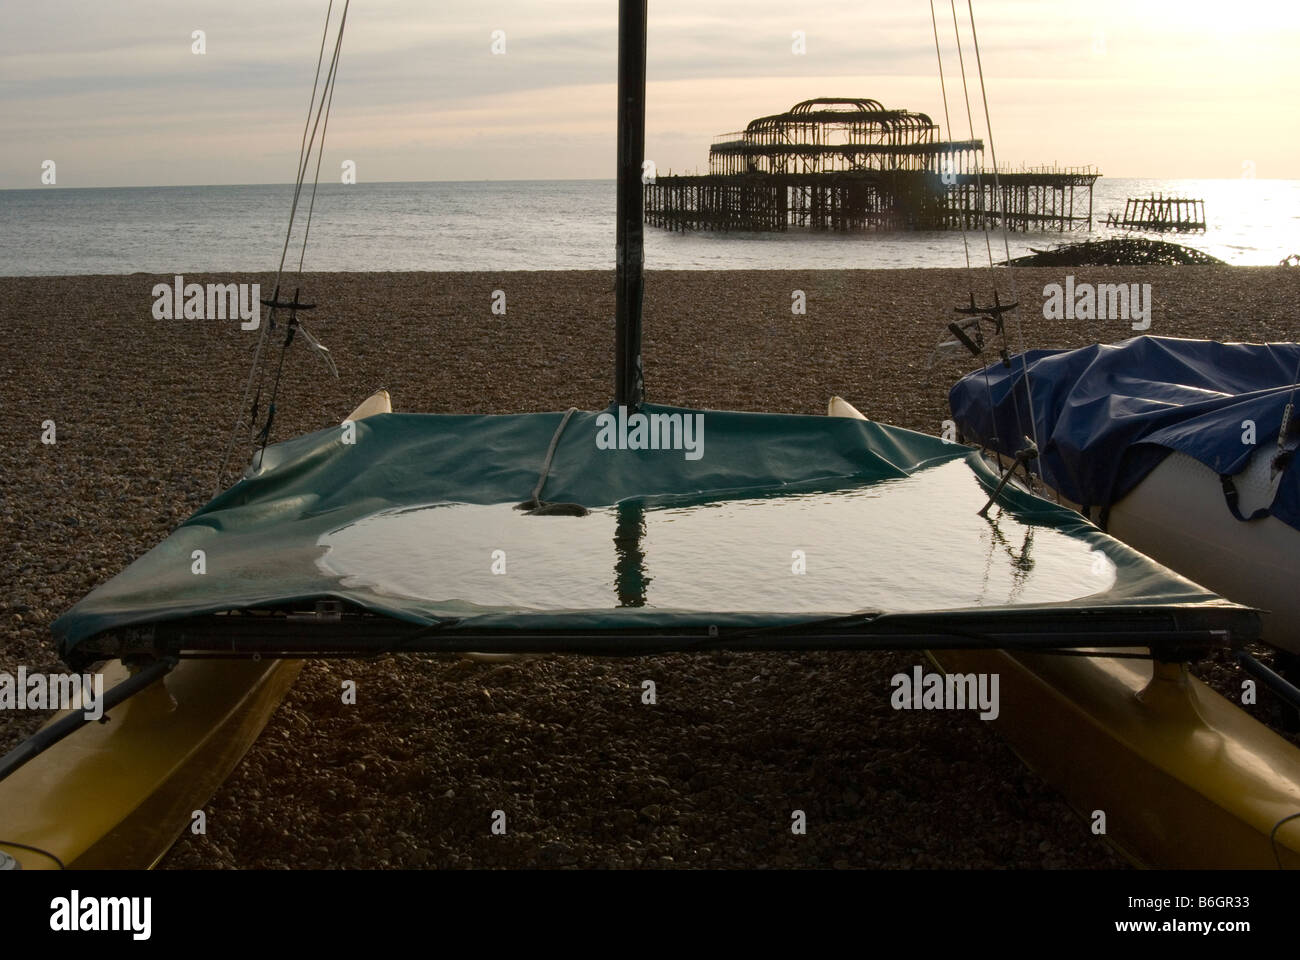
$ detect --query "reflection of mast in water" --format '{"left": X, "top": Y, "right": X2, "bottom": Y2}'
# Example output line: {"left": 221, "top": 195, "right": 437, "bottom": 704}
{"left": 980, "top": 510, "right": 1035, "bottom": 603}
{"left": 614, "top": 500, "right": 650, "bottom": 607}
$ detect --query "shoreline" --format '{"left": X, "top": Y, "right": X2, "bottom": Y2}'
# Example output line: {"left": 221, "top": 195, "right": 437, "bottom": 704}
{"left": 2, "top": 263, "right": 1295, "bottom": 278}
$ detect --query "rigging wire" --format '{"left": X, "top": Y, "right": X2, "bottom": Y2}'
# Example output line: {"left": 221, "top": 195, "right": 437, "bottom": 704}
{"left": 214, "top": 0, "right": 349, "bottom": 496}
{"left": 216, "top": 0, "right": 334, "bottom": 489}
{"left": 296, "top": 1, "right": 349, "bottom": 276}
{"left": 929, "top": 0, "right": 999, "bottom": 453}
{"left": 947, "top": 3, "right": 994, "bottom": 272}
{"left": 963, "top": 0, "right": 1052, "bottom": 494}
{"left": 948, "top": 4, "right": 1031, "bottom": 462}
{"left": 253, "top": 0, "right": 350, "bottom": 471}
{"left": 928, "top": 0, "right": 974, "bottom": 283}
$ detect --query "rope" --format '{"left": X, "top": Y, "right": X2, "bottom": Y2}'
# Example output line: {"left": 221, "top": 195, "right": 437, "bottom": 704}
{"left": 512, "top": 408, "right": 589, "bottom": 516}
{"left": 964, "top": 0, "right": 1050, "bottom": 493}
{"left": 946, "top": 2, "right": 1027, "bottom": 466}
{"left": 531, "top": 408, "right": 578, "bottom": 503}
{"left": 250, "top": 3, "right": 351, "bottom": 472}
{"left": 929, "top": 0, "right": 973, "bottom": 282}
{"left": 214, "top": 0, "right": 349, "bottom": 495}
{"left": 253, "top": 316, "right": 297, "bottom": 472}
{"left": 948, "top": 3, "right": 993, "bottom": 271}
{"left": 297, "top": 1, "right": 350, "bottom": 276}
{"left": 930, "top": 0, "right": 998, "bottom": 448}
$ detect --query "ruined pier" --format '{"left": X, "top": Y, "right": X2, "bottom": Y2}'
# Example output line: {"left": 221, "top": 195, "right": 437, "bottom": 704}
{"left": 1105, "top": 194, "right": 1207, "bottom": 233}
{"left": 645, "top": 98, "right": 1099, "bottom": 233}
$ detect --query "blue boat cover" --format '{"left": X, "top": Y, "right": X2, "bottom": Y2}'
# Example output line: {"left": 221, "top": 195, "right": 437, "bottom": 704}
{"left": 949, "top": 336, "right": 1300, "bottom": 531}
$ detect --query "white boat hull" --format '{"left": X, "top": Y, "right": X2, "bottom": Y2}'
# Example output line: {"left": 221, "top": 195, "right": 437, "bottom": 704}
{"left": 1103, "top": 450, "right": 1300, "bottom": 656}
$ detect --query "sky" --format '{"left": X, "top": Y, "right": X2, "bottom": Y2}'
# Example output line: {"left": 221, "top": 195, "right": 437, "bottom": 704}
{"left": 2, "top": 0, "right": 1298, "bottom": 188}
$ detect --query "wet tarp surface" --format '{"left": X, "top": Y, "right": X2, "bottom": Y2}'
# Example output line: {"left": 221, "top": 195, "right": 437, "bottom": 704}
{"left": 54, "top": 404, "right": 1246, "bottom": 661}
{"left": 950, "top": 337, "right": 1300, "bottom": 531}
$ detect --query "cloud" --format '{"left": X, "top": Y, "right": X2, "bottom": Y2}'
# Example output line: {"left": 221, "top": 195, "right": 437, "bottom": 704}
{"left": 0, "top": 0, "right": 1296, "bottom": 186}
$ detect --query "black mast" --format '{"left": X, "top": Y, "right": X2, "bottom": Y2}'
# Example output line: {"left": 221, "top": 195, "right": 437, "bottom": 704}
{"left": 614, "top": 0, "right": 647, "bottom": 409}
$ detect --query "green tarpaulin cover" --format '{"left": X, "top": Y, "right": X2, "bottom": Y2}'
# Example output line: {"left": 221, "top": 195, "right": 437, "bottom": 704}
{"left": 53, "top": 404, "right": 1253, "bottom": 664}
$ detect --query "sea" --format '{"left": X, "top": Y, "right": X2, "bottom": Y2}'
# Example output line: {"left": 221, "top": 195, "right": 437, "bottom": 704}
{"left": 1, "top": 177, "right": 1296, "bottom": 276}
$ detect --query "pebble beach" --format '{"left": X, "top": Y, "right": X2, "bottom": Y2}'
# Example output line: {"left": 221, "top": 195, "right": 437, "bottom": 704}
{"left": 2, "top": 265, "right": 1298, "bottom": 869}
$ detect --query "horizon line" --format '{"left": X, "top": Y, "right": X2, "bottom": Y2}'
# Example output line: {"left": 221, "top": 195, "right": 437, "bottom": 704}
{"left": 4, "top": 174, "right": 1296, "bottom": 193}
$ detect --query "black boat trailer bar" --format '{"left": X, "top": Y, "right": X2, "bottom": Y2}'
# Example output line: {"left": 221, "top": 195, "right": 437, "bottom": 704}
{"left": 67, "top": 599, "right": 1254, "bottom": 665}
{"left": 12, "top": 601, "right": 1294, "bottom": 789}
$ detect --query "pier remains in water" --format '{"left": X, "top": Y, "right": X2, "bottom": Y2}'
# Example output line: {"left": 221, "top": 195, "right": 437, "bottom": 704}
{"left": 1105, "top": 193, "right": 1207, "bottom": 233}
{"left": 644, "top": 98, "right": 1100, "bottom": 233}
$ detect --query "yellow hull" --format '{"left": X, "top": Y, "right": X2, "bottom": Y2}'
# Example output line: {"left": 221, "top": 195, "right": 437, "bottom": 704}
{"left": 0, "top": 658, "right": 301, "bottom": 869}
{"left": 0, "top": 392, "right": 399, "bottom": 869}
{"left": 0, "top": 391, "right": 385, "bottom": 870}
{"left": 930, "top": 647, "right": 1300, "bottom": 868}
{"left": 830, "top": 395, "right": 1300, "bottom": 868}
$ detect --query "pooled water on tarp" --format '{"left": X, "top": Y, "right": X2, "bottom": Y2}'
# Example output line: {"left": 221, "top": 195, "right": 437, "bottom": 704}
{"left": 316, "top": 460, "right": 1115, "bottom": 613}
